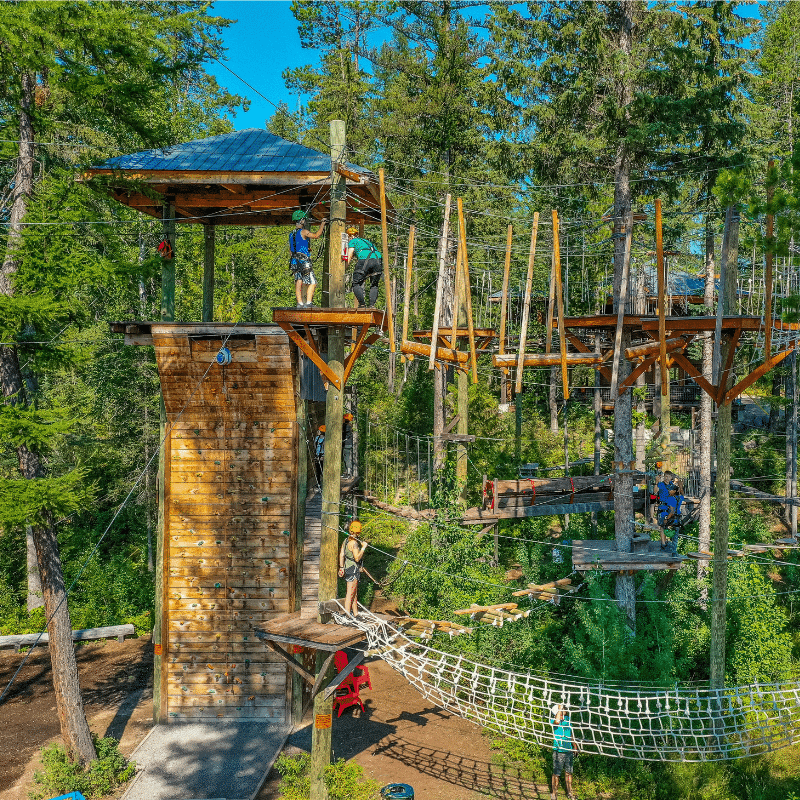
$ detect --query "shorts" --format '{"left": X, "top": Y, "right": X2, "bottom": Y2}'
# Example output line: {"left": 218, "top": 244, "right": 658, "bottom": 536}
{"left": 352, "top": 258, "right": 382, "bottom": 288}
{"left": 291, "top": 266, "right": 317, "bottom": 285}
{"left": 343, "top": 564, "right": 361, "bottom": 583}
{"left": 553, "top": 749, "right": 573, "bottom": 776}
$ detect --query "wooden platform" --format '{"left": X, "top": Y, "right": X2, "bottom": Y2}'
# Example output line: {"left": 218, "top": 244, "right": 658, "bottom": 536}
{"left": 254, "top": 611, "right": 365, "bottom": 651}
{"left": 572, "top": 539, "right": 686, "bottom": 572}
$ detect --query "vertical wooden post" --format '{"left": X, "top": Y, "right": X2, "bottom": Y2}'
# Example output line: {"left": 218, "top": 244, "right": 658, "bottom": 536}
{"left": 710, "top": 207, "right": 740, "bottom": 692}
{"left": 451, "top": 236, "right": 462, "bottom": 350}
{"left": 591, "top": 334, "right": 601, "bottom": 537}
{"left": 499, "top": 224, "right": 513, "bottom": 404}
{"left": 154, "top": 200, "right": 175, "bottom": 725}
{"left": 515, "top": 213, "right": 539, "bottom": 394}
{"left": 378, "top": 168, "right": 395, "bottom": 353}
{"left": 202, "top": 223, "right": 215, "bottom": 323}
{"left": 430, "top": 195, "right": 452, "bottom": 370}
{"left": 713, "top": 207, "right": 734, "bottom": 385}
{"left": 457, "top": 198, "right": 478, "bottom": 383}
{"left": 310, "top": 120, "right": 347, "bottom": 800}
{"left": 401, "top": 226, "right": 416, "bottom": 345}
{"left": 765, "top": 160, "right": 775, "bottom": 359}
{"left": 553, "top": 210, "right": 568, "bottom": 400}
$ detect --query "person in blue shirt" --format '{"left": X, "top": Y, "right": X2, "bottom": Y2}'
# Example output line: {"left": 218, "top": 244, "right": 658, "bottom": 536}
{"left": 550, "top": 703, "right": 577, "bottom": 800}
{"left": 655, "top": 471, "right": 683, "bottom": 550}
{"left": 289, "top": 210, "right": 327, "bottom": 307}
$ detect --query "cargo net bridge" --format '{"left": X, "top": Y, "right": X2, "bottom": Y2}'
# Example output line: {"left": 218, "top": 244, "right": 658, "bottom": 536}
{"left": 328, "top": 603, "right": 800, "bottom": 762}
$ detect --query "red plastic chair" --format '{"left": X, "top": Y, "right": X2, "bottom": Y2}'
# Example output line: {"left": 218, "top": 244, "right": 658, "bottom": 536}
{"left": 333, "top": 681, "right": 365, "bottom": 717}
{"left": 334, "top": 650, "right": 372, "bottom": 692}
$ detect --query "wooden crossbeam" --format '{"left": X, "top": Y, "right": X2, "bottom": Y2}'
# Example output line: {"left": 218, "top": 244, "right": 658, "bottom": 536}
{"left": 618, "top": 353, "right": 658, "bottom": 393}
{"left": 310, "top": 650, "right": 338, "bottom": 699}
{"left": 669, "top": 352, "right": 717, "bottom": 400}
{"left": 715, "top": 327, "right": 742, "bottom": 405}
{"left": 565, "top": 332, "right": 612, "bottom": 382}
{"left": 264, "top": 639, "right": 316, "bottom": 685}
{"left": 725, "top": 346, "right": 796, "bottom": 405}
{"left": 342, "top": 325, "right": 374, "bottom": 386}
{"left": 322, "top": 650, "right": 366, "bottom": 699}
{"left": 279, "top": 324, "right": 341, "bottom": 390}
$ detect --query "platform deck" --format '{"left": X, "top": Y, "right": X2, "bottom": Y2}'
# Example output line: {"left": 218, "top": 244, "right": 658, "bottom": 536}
{"left": 572, "top": 538, "right": 687, "bottom": 572}
{"left": 254, "top": 611, "right": 365, "bottom": 651}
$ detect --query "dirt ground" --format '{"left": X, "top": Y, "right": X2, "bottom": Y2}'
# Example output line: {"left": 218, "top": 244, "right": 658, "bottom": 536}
{"left": 0, "top": 633, "right": 550, "bottom": 800}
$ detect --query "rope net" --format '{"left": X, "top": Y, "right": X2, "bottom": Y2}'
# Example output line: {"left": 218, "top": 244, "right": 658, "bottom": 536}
{"left": 333, "top": 604, "right": 800, "bottom": 762}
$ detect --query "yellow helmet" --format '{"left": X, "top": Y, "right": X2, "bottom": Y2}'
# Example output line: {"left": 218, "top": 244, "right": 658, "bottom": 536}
{"left": 349, "top": 519, "right": 362, "bottom": 534}
{"left": 346, "top": 226, "right": 359, "bottom": 236}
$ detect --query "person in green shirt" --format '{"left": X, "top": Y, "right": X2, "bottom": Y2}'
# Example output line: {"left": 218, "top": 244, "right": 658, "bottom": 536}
{"left": 550, "top": 703, "right": 577, "bottom": 799}
{"left": 346, "top": 226, "right": 382, "bottom": 308}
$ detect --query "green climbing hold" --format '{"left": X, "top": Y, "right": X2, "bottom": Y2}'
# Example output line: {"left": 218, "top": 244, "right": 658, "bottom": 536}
{"left": 194, "top": 430, "right": 200, "bottom": 436}
{"left": 282, "top": 530, "right": 290, "bottom": 536}
{"left": 197, "top": 541, "right": 204, "bottom": 545}
{"left": 261, "top": 496, "right": 269, "bottom": 503}
{"left": 214, "top": 582, "right": 222, "bottom": 588}
{"left": 215, "top": 460, "right": 221, "bottom": 465}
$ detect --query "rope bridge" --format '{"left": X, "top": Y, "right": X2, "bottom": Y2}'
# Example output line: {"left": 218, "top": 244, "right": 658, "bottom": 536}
{"left": 332, "top": 604, "right": 800, "bottom": 762}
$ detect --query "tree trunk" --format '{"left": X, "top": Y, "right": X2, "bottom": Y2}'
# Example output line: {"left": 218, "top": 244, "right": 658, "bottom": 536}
{"left": 0, "top": 71, "right": 96, "bottom": 764}
{"left": 709, "top": 208, "right": 740, "bottom": 691}
{"left": 549, "top": 366, "right": 559, "bottom": 432}
{"left": 612, "top": 1, "right": 636, "bottom": 628}
{"left": 26, "top": 526, "right": 44, "bottom": 612}
{"left": 433, "top": 246, "right": 454, "bottom": 474}
{"left": 698, "top": 219, "right": 715, "bottom": 599}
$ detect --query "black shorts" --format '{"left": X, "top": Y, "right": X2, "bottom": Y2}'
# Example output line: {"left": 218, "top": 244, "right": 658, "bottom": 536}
{"left": 553, "top": 749, "right": 573, "bottom": 776}
{"left": 343, "top": 564, "right": 361, "bottom": 583}
{"left": 352, "top": 258, "right": 382, "bottom": 288}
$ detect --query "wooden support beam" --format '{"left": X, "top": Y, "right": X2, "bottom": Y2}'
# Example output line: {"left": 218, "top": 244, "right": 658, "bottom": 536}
{"left": 310, "top": 650, "right": 338, "bottom": 699}
{"left": 378, "top": 168, "right": 395, "bottom": 353}
{"left": 516, "top": 213, "right": 539, "bottom": 394}
{"left": 624, "top": 335, "right": 689, "bottom": 360}
{"left": 656, "top": 198, "right": 667, "bottom": 395}
{"left": 553, "top": 209, "right": 568, "bottom": 399}
{"left": 402, "top": 225, "right": 415, "bottom": 346}
{"left": 400, "top": 339, "right": 470, "bottom": 364}
{"left": 342, "top": 324, "right": 372, "bottom": 386}
{"left": 457, "top": 197, "right": 478, "bottom": 383}
{"left": 670, "top": 352, "right": 718, "bottom": 400}
{"left": 322, "top": 650, "right": 366, "bottom": 699}
{"left": 264, "top": 638, "right": 317, "bottom": 685}
{"left": 494, "top": 352, "right": 604, "bottom": 367}
{"left": 715, "top": 327, "right": 742, "bottom": 406}
{"left": 499, "top": 224, "right": 513, "bottom": 371}
{"left": 726, "top": 346, "right": 796, "bottom": 405}
{"left": 618, "top": 354, "right": 659, "bottom": 393}
{"left": 565, "top": 332, "right": 612, "bottom": 382}
{"left": 429, "top": 195, "right": 451, "bottom": 370}
{"left": 451, "top": 234, "right": 462, "bottom": 360}
{"left": 280, "top": 325, "right": 341, "bottom": 390}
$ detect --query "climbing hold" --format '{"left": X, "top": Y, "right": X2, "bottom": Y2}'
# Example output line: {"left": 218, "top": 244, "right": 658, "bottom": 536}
{"left": 261, "top": 496, "right": 269, "bottom": 503}
{"left": 194, "top": 430, "right": 200, "bottom": 436}
{"left": 214, "top": 582, "right": 221, "bottom": 588}
{"left": 283, "top": 530, "right": 290, "bottom": 536}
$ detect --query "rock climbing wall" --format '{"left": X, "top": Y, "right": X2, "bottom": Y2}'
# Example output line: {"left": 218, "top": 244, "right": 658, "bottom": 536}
{"left": 152, "top": 326, "right": 299, "bottom": 721}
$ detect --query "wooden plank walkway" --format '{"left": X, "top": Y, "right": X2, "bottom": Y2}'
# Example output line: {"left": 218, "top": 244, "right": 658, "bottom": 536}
{"left": 572, "top": 539, "right": 686, "bottom": 572}
{"left": 301, "top": 490, "right": 322, "bottom": 619}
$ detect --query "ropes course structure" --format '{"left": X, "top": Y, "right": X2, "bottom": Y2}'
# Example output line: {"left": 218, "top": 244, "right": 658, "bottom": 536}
{"left": 330, "top": 602, "right": 800, "bottom": 763}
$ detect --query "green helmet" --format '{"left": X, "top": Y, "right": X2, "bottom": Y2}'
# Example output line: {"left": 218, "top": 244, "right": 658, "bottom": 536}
{"left": 292, "top": 210, "right": 307, "bottom": 222}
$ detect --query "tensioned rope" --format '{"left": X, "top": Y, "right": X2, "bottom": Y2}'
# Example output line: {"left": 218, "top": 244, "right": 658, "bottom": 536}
{"left": 331, "top": 601, "right": 800, "bottom": 762}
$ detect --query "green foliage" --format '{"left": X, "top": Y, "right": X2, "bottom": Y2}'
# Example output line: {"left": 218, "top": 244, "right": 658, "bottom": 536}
{"left": 726, "top": 560, "right": 792, "bottom": 684}
{"left": 274, "top": 753, "right": 379, "bottom": 800}
{"left": 29, "top": 734, "right": 134, "bottom": 800}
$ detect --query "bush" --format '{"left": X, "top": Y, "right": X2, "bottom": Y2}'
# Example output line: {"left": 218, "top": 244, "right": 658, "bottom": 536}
{"left": 29, "top": 734, "right": 135, "bottom": 799}
{"left": 274, "top": 753, "right": 379, "bottom": 800}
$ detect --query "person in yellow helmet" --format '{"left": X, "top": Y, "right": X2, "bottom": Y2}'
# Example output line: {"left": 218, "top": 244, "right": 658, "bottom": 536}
{"left": 345, "top": 225, "right": 382, "bottom": 308}
{"left": 338, "top": 519, "right": 368, "bottom": 616}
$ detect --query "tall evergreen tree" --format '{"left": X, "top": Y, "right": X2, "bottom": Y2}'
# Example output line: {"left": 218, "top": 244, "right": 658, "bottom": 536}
{"left": 0, "top": 0, "right": 237, "bottom": 763}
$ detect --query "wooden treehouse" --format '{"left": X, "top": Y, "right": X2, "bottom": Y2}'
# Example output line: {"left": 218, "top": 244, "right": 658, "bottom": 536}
{"left": 95, "top": 128, "right": 390, "bottom": 726}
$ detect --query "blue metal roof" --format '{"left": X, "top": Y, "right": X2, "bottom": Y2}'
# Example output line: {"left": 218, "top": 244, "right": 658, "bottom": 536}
{"left": 97, "top": 128, "right": 369, "bottom": 175}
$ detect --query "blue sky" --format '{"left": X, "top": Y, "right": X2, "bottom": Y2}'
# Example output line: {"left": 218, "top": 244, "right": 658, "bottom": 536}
{"left": 208, "top": 1, "right": 764, "bottom": 132}
{"left": 208, "top": 1, "right": 318, "bottom": 129}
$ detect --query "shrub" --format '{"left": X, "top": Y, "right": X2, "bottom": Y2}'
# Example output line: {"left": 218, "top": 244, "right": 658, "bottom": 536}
{"left": 274, "top": 753, "right": 379, "bottom": 800}
{"left": 29, "top": 734, "right": 135, "bottom": 800}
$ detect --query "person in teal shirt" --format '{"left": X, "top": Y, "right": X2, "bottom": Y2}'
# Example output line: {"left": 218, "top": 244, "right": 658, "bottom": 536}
{"left": 550, "top": 703, "right": 577, "bottom": 799}
{"left": 346, "top": 226, "right": 382, "bottom": 307}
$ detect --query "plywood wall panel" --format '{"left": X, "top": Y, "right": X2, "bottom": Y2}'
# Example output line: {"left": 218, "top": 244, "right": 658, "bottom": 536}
{"left": 153, "top": 329, "right": 298, "bottom": 723}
